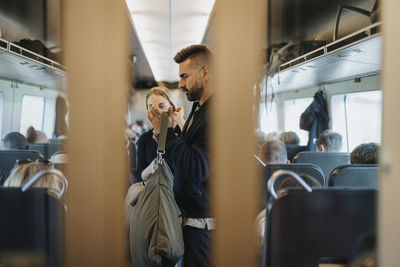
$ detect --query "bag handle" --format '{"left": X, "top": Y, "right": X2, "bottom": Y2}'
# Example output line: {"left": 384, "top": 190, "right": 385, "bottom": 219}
{"left": 157, "top": 111, "right": 169, "bottom": 162}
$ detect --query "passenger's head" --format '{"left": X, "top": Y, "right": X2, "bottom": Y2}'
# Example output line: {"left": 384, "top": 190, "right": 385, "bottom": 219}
{"left": 174, "top": 44, "right": 213, "bottom": 102}
{"left": 3, "top": 132, "right": 28, "bottom": 149}
{"left": 259, "top": 140, "right": 289, "bottom": 164}
{"left": 145, "top": 86, "right": 176, "bottom": 113}
{"left": 278, "top": 131, "right": 300, "bottom": 145}
{"left": 3, "top": 160, "right": 62, "bottom": 194}
{"left": 26, "top": 126, "right": 50, "bottom": 144}
{"left": 316, "top": 130, "right": 343, "bottom": 152}
{"left": 350, "top": 143, "right": 379, "bottom": 164}
{"left": 277, "top": 174, "right": 322, "bottom": 198}
{"left": 255, "top": 129, "right": 266, "bottom": 152}
{"left": 265, "top": 132, "right": 280, "bottom": 141}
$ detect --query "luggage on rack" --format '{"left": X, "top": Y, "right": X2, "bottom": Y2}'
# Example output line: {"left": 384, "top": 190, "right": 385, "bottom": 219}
{"left": 12, "top": 39, "right": 56, "bottom": 62}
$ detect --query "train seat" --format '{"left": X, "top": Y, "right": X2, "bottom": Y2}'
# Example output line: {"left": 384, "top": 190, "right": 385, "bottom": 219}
{"left": 265, "top": 188, "right": 377, "bottom": 267}
{"left": 28, "top": 143, "right": 64, "bottom": 159}
{"left": 293, "top": 152, "right": 350, "bottom": 180}
{"left": 285, "top": 144, "right": 307, "bottom": 163}
{"left": 0, "top": 187, "right": 63, "bottom": 266}
{"left": 258, "top": 163, "right": 326, "bottom": 211}
{"left": 329, "top": 164, "right": 379, "bottom": 188}
{"left": 265, "top": 163, "right": 326, "bottom": 187}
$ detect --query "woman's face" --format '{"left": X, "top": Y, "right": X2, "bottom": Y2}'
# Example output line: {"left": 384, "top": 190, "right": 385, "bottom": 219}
{"left": 147, "top": 94, "right": 171, "bottom": 112}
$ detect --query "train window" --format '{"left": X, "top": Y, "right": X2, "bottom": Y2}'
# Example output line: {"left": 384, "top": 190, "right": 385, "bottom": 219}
{"left": 20, "top": 95, "right": 45, "bottom": 135}
{"left": 331, "top": 90, "right": 382, "bottom": 152}
{"left": 43, "top": 98, "right": 56, "bottom": 139}
{"left": 283, "top": 97, "right": 313, "bottom": 145}
{"left": 260, "top": 101, "right": 278, "bottom": 134}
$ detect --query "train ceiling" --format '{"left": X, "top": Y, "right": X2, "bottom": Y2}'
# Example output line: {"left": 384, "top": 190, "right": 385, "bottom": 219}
{"left": 126, "top": 0, "right": 215, "bottom": 84}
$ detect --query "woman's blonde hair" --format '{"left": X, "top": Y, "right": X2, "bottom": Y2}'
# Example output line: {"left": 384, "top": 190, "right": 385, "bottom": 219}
{"left": 145, "top": 86, "right": 176, "bottom": 110}
{"left": 3, "top": 162, "right": 63, "bottom": 193}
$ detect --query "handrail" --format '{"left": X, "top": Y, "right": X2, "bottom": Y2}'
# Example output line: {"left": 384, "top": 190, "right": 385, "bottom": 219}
{"left": 267, "top": 169, "right": 312, "bottom": 199}
{"left": 21, "top": 169, "right": 68, "bottom": 199}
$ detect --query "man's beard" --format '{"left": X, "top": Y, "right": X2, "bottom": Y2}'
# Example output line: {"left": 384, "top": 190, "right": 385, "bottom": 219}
{"left": 185, "top": 82, "right": 204, "bottom": 102}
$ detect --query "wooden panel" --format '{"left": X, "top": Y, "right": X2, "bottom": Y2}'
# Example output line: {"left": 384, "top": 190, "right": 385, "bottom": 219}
{"left": 212, "top": 0, "right": 266, "bottom": 266}
{"left": 379, "top": 0, "right": 400, "bottom": 266}
{"left": 63, "top": 0, "right": 128, "bottom": 265}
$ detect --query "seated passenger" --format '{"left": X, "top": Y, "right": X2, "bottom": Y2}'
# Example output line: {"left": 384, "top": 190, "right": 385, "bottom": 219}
{"left": 350, "top": 143, "right": 379, "bottom": 164}
{"left": 258, "top": 139, "right": 290, "bottom": 164}
{"left": 3, "top": 159, "right": 63, "bottom": 196}
{"left": 316, "top": 130, "right": 342, "bottom": 152}
{"left": 265, "top": 131, "right": 280, "bottom": 141}
{"left": 255, "top": 128, "right": 266, "bottom": 153}
{"left": 278, "top": 131, "right": 300, "bottom": 145}
{"left": 26, "top": 126, "right": 50, "bottom": 144}
{"left": 3, "top": 132, "right": 28, "bottom": 149}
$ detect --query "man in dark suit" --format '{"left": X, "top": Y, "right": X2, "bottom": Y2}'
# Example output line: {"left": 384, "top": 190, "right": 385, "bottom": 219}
{"left": 147, "top": 44, "right": 213, "bottom": 267}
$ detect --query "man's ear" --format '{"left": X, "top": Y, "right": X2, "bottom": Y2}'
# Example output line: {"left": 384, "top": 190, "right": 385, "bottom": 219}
{"left": 201, "top": 66, "right": 210, "bottom": 80}
{"left": 318, "top": 145, "right": 325, "bottom": 152}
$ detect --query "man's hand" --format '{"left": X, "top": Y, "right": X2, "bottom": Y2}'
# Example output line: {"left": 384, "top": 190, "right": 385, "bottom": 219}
{"left": 173, "top": 107, "right": 185, "bottom": 130}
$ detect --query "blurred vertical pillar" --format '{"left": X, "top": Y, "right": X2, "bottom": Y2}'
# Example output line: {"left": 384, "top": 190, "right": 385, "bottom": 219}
{"left": 213, "top": 0, "right": 266, "bottom": 266}
{"left": 379, "top": 0, "right": 400, "bottom": 265}
{"left": 63, "top": 0, "right": 128, "bottom": 265}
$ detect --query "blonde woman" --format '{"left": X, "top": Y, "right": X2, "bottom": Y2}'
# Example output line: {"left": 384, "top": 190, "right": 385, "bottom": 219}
{"left": 135, "top": 86, "right": 185, "bottom": 182}
{"left": 3, "top": 160, "right": 63, "bottom": 195}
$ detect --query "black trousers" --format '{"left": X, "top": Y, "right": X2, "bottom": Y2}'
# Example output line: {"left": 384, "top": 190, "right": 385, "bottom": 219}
{"left": 183, "top": 225, "right": 213, "bottom": 267}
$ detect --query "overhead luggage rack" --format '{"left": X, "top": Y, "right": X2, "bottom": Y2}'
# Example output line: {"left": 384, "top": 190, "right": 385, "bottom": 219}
{"left": 0, "top": 37, "right": 66, "bottom": 90}
{"left": 269, "top": 22, "right": 381, "bottom": 93}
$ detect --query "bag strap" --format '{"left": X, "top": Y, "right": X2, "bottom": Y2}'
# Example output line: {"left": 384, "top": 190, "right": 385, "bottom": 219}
{"left": 157, "top": 112, "right": 169, "bottom": 161}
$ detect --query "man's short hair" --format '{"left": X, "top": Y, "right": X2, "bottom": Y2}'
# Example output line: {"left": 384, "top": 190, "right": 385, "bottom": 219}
{"left": 316, "top": 130, "right": 342, "bottom": 152}
{"left": 350, "top": 143, "right": 379, "bottom": 164}
{"left": 259, "top": 140, "right": 288, "bottom": 164}
{"left": 3, "top": 132, "right": 28, "bottom": 149}
{"left": 174, "top": 44, "right": 212, "bottom": 69}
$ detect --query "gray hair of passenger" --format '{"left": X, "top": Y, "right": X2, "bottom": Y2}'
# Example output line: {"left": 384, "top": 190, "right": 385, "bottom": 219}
{"left": 259, "top": 140, "right": 288, "bottom": 164}
{"left": 316, "top": 130, "right": 343, "bottom": 152}
{"left": 350, "top": 143, "right": 379, "bottom": 164}
{"left": 3, "top": 132, "right": 28, "bottom": 150}
{"left": 278, "top": 131, "right": 300, "bottom": 145}
{"left": 265, "top": 132, "right": 280, "bottom": 141}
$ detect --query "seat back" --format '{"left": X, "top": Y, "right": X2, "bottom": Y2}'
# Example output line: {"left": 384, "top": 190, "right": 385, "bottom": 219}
{"left": 0, "top": 187, "right": 63, "bottom": 266}
{"left": 285, "top": 144, "right": 307, "bottom": 162}
{"left": 28, "top": 143, "right": 64, "bottom": 159}
{"left": 265, "top": 188, "right": 377, "bottom": 267}
{"left": 265, "top": 163, "right": 326, "bottom": 186}
{"left": 0, "top": 150, "right": 44, "bottom": 179}
{"left": 258, "top": 163, "right": 325, "bottom": 211}
{"left": 293, "top": 152, "right": 350, "bottom": 179}
{"left": 329, "top": 164, "right": 379, "bottom": 188}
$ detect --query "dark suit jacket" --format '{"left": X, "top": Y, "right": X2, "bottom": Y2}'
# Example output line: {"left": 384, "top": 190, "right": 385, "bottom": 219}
{"left": 165, "top": 99, "right": 210, "bottom": 218}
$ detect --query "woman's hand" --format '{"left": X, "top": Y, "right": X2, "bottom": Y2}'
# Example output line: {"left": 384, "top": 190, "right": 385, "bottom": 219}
{"left": 141, "top": 159, "right": 157, "bottom": 181}
{"left": 147, "top": 106, "right": 175, "bottom": 137}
